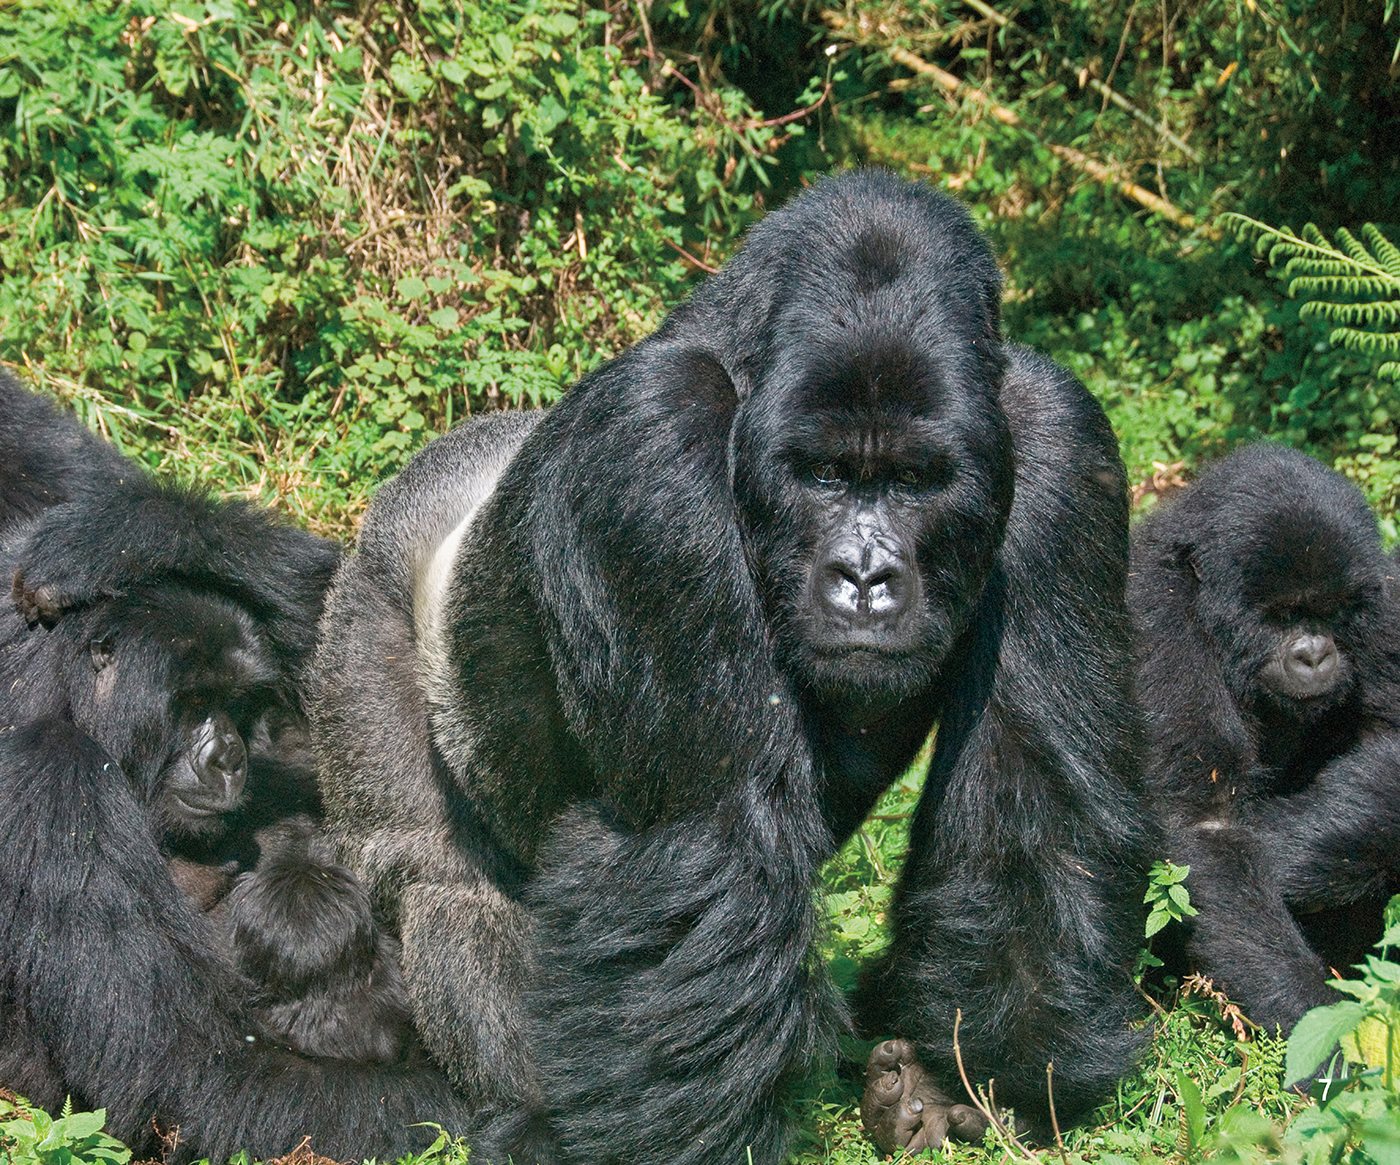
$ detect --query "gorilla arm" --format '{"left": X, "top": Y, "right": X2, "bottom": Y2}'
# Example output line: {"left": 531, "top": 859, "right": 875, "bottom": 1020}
{"left": 449, "top": 343, "right": 840, "bottom": 1165}
{"left": 11, "top": 474, "right": 338, "bottom": 667}
{"left": 871, "top": 348, "right": 1148, "bottom": 1132}
{"left": 1250, "top": 731, "right": 1400, "bottom": 913}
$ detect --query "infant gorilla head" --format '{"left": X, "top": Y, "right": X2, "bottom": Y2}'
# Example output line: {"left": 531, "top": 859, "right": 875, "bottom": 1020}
{"left": 222, "top": 815, "right": 416, "bottom": 1065}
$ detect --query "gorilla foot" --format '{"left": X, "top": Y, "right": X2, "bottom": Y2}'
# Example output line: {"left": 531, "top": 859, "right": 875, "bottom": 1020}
{"left": 861, "top": 1038, "right": 988, "bottom": 1156}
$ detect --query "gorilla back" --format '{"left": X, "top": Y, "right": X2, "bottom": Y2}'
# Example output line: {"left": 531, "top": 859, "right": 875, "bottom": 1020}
{"left": 312, "top": 171, "right": 1147, "bottom": 1164}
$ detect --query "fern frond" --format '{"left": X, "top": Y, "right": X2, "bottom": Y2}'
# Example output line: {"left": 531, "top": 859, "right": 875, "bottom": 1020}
{"left": 1300, "top": 299, "right": 1400, "bottom": 327}
{"left": 1223, "top": 213, "right": 1400, "bottom": 382}
{"left": 1361, "top": 223, "right": 1400, "bottom": 277}
{"left": 1289, "top": 274, "right": 1397, "bottom": 299}
{"left": 1329, "top": 327, "right": 1400, "bottom": 354}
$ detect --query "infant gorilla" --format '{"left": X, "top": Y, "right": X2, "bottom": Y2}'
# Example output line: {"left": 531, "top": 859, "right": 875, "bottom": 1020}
{"left": 167, "top": 778, "right": 416, "bottom": 1066}
{"left": 221, "top": 817, "right": 417, "bottom": 1065}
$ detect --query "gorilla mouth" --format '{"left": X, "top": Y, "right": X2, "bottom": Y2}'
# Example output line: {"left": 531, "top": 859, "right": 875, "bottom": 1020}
{"left": 171, "top": 794, "right": 224, "bottom": 818}
{"left": 805, "top": 641, "right": 937, "bottom": 696}
{"left": 811, "top": 640, "right": 918, "bottom": 660}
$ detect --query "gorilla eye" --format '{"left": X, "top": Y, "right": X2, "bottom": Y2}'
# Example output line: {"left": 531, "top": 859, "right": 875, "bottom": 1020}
{"left": 809, "top": 462, "right": 844, "bottom": 487}
{"left": 892, "top": 459, "right": 950, "bottom": 492}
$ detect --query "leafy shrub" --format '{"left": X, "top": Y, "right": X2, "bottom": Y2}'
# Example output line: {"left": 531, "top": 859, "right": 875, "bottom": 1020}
{"left": 0, "top": 1098, "right": 130, "bottom": 1165}
{"left": 0, "top": 0, "right": 808, "bottom": 527}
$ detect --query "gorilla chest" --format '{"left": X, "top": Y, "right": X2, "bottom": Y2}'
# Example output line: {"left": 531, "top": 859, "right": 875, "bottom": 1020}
{"left": 815, "top": 697, "right": 937, "bottom": 845}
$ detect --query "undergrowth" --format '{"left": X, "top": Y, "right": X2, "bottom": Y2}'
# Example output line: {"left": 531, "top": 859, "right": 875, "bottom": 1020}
{"left": 4, "top": 1, "right": 1399, "bottom": 534}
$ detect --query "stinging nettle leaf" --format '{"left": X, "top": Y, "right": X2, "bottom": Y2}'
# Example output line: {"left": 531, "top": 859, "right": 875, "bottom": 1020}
{"left": 1285, "top": 999, "right": 1366, "bottom": 1085}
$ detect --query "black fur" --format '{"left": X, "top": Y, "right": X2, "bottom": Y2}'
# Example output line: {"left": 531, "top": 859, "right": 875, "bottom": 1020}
{"left": 0, "top": 378, "right": 469, "bottom": 1161}
{"left": 1130, "top": 443, "right": 1400, "bottom": 1034}
{"left": 313, "top": 171, "right": 1147, "bottom": 1162}
{"left": 223, "top": 815, "right": 419, "bottom": 1065}
{"left": 0, "top": 379, "right": 131, "bottom": 537}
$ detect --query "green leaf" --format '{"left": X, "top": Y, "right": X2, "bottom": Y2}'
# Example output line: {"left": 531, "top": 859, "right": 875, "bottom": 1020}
{"left": 50, "top": 1109, "right": 106, "bottom": 1140}
{"left": 1167, "top": 883, "right": 1197, "bottom": 915}
{"left": 1285, "top": 1000, "right": 1366, "bottom": 1085}
{"left": 396, "top": 276, "right": 428, "bottom": 302}
{"left": 389, "top": 54, "right": 433, "bottom": 104}
{"left": 1175, "top": 1069, "right": 1206, "bottom": 1149}
{"left": 1356, "top": 1115, "right": 1400, "bottom": 1165}
{"left": 534, "top": 95, "right": 567, "bottom": 136}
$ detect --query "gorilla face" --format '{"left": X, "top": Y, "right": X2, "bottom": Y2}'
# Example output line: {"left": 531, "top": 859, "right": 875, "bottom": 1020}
{"left": 1183, "top": 488, "right": 1384, "bottom": 720}
{"left": 73, "top": 585, "right": 278, "bottom": 834}
{"left": 157, "top": 710, "right": 250, "bottom": 830}
{"left": 1240, "top": 580, "right": 1376, "bottom": 715}
{"left": 733, "top": 338, "right": 1013, "bottom": 715}
{"left": 719, "top": 194, "right": 1015, "bottom": 719}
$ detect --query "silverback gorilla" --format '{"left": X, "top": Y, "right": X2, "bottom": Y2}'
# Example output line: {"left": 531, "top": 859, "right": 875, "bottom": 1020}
{"left": 311, "top": 171, "right": 1149, "bottom": 1163}
{"left": 0, "top": 376, "right": 470, "bottom": 1161}
{"left": 1130, "top": 444, "right": 1400, "bottom": 1037}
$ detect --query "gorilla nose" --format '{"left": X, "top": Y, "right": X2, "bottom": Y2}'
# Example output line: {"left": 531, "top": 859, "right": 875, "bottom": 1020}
{"left": 1285, "top": 634, "right": 1338, "bottom": 682}
{"left": 819, "top": 543, "right": 908, "bottom": 621}
{"left": 205, "top": 712, "right": 249, "bottom": 800}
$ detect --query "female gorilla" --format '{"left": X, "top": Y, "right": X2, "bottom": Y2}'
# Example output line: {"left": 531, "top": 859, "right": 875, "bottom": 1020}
{"left": 311, "top": 171, "right": 1148, "bottom": 1163}
{"left": 0, "top": 377, "right": 469, "bottom": 1162}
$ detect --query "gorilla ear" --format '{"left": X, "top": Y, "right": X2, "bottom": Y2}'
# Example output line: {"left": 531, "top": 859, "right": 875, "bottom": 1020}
{"left": 89, "top": 635, "right": 115, "bottom": 673}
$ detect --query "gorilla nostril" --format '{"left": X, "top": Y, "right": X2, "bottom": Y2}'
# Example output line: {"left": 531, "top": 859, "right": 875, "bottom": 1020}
{"left": 1288, "top": 635, "right": 1336, "bottom": 673}
{"left": 820, "top": 564, "right": 864, "bottom": 615}
{"left": 866, "top": 568, "right": 906, "bottom": 614}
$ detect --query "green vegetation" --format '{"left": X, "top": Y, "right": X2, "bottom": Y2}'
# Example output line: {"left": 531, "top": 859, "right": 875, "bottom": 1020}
{"left": 2, "top": 0, "right": 1397, "bottom": 531}
{"left": 2, "top": 0, "right": 1398, "bottom": 1161}
{"left": 0, "top": 1098, "right": 131, "bottom": 1165}
{"left": 0, "top": 0, "right": 790, "bottom": 528}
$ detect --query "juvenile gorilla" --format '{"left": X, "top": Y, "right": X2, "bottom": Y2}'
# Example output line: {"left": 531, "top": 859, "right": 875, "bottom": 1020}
{"left": 1130, "top": 443, "right": 1400, "bottom": 1035}
{"left": 0, "top": 378, "right": 468, "bottom": 1161}
{"left": 312, "top": 170, "right": 1149, "bottom": 1164}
